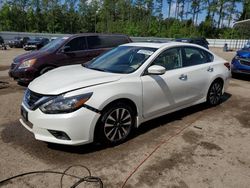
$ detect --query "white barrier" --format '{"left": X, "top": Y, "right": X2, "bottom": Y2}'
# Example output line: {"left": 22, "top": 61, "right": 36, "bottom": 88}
{"left": 0, "top": 31, "right": 248, "bottom": 49}
{"left": 207, "top": 39, "right": 248, "bottom": 49}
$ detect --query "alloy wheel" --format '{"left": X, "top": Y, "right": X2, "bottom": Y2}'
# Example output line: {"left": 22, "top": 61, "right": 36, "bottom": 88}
{"left": 208, "top": 82, "right": 222, "bottom": 105}
{"left": 104, "top": 108, "right": 132, "bottom": 142}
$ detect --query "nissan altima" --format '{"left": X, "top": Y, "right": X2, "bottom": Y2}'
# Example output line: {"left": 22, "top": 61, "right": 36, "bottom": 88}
{"left": 20, "top": 42, "right": 231, "bottom": 145}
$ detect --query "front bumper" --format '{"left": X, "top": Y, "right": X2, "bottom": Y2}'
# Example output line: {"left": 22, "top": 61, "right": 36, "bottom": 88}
{"left": 24, "top": 45, "right": 37, "bottom": 51}
{"left": 9, "top": 66, "right": 38, "bottom": 84}
{"left": 20, "top": 103, "right": 101, "bottom": 145}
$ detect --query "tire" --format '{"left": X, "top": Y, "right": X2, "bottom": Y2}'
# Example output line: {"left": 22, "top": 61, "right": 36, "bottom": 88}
{"left": 39, "top": 66, "right": 54, "bottom": 75}
{"left": 231, "top": 72, "right": 238, "bottom": 79}
{"left": 96, "top": 103, "right": 135, "bottom": 145}
{"left": 206, "top": 80, "right": 223, "bottom": 106}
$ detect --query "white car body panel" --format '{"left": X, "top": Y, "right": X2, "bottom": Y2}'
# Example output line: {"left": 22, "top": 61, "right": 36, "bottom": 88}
{"left": 29, "top": 65, "right": 122, "bottom": 95}
{"left": 141, "top": 64, "right": 212, "bottom": 118}
{"left": 20, "top": 102, "right": 100, "bottom": 145}
{"left": 20, "top": 42, "right": 230, "bottom": 145}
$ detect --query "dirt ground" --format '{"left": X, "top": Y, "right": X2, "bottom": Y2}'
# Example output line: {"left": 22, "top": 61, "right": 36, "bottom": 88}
{"left": 0, "top": 47, "right": 249, "bottom": 188}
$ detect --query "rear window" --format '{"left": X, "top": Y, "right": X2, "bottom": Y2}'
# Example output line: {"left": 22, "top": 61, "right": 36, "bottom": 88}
{"left": 205, "top": 51, "right": 214, "bottom": 62}
{"left": 87, "top": 35, "right": 129, "bottom": 49}
{"left": 183, "top": 47, "right": 209, "bottom": 66}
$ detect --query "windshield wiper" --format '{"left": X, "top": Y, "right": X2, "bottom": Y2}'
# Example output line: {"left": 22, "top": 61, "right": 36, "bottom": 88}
{"left": 88, "top": 67, "right": 107, "bottom": 72}
{"left": 81, "top": 63, "right": 88, "bottom": 67}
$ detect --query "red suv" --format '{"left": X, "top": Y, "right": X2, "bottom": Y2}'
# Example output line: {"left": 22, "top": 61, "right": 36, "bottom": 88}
{"left": 9, "top": 33, "right": 132, "bottom": 85}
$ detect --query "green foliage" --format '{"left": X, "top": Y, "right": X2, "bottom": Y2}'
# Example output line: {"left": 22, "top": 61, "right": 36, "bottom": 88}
{"left": 0, "top": 0, "right": 245, "bottom": 38}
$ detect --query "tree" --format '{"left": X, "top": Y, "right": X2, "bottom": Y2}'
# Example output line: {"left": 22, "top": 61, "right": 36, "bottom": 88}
{"left": 167, "top": 0, "right": 172, "bottom": 18}
{"left": 239, "top": 0, "right": 250, "bottom": 20}
{"left": 191, "top": 0, "right": 202, "bottom": 25}
{"left": 0, "top": 0, "right": 245, "bottom": 39}
{"left": 216, "top": 0, "right": 226, "bottom": 28}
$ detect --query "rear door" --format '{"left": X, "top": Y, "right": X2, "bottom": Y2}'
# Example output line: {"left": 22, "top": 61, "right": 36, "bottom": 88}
{"left": 181, "top": 46, "right": 213, "bottom": 100}
{"left": 85, "top": 36, "right": 110, "bottom": 61}
{"left": 85, "top": 35, "right": 131, "bottom": 61}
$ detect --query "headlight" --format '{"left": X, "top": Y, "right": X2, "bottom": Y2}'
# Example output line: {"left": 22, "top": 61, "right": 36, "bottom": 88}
{"left": 40, "top": 93, "right": 93, "bottom": 114}
{"left": 18, "top": 59, "right": 36, "bottom": 69}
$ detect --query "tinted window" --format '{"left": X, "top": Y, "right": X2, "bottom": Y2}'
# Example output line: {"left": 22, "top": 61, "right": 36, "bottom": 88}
{"left": 41, "top": 38, "right": 49, "bottom": 45}
{"left": 40, "top": 37, "right": 67, "bottom": 52}
{"left": 66, "top": 37, "right": 86, "bottom": 51}
{"left": 182, "top": 47, "right": 208, "bottom": 67}
{"left": 0, "top": 36, "right": 4, "bottom": 44}
{"left": 152, "top": 48, "right": 182, "bottom": 70}
{"left": 87, "top": 35, "right": 129, "bottom": 49}
{"left": 205, "top": 51, "right": 214, "bottom": 62}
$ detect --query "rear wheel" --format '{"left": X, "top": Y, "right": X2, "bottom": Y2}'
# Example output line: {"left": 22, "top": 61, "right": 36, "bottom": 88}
{"left": 206, "top": 80, "right": 223, "bottom": 106}
{"left": 96, "top": 103, "right": 135, "bottom": 145}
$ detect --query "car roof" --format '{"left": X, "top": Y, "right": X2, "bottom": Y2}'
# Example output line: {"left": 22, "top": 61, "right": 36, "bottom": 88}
{"left": 121, "top": 42, "right": 204, "bottom": 49}
{"left": 68, "top": 33, "right": 129, "bottom": 38}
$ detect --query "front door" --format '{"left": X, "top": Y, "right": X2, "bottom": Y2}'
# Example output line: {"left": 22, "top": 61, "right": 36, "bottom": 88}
{"left": 57, "top": 36, "right": 89, "bottom": 66}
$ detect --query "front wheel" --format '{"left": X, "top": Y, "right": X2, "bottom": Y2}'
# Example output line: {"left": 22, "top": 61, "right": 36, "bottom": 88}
{"left": 39, "top": 66, "right": 54, "bottom": 75}
{"left": 206, "top": 81, "right": 223, "bottom": 106}
{"left": 96, "top": 103, "right": 135, "bottom": 145}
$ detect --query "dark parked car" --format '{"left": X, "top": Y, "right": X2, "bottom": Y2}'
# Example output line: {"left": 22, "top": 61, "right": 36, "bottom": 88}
{"left": 9, "top": 33, "right": 132, "bottom": 85}
{"left": 0, "top": 36, "right": 7, "bottom": 50}
{"left": 24, "top": 37, "right": 50, "bottom": 51}
{"left": 0, "top": 36, "right": 4, "bottom": 45}
{"left": 8, "top": 37, "right": 30, "bottom": 48}
{"left": 175, "top": 37, "right": 209, "bottom": 49}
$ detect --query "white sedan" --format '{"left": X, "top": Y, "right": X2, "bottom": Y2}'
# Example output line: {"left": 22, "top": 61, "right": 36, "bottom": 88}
{"left": 20, "top": 42, "right": 231, "bottom": 145}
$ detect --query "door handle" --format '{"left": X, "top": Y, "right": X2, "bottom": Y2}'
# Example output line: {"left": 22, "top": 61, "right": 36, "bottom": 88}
{"left": 179, "top": 74, "right": 187, "bottom": 81}
{"left": 207, "top": 67, "right": 214, "bottom": 72}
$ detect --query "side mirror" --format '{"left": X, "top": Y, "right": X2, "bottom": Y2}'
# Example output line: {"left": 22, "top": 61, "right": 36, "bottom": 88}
{"left": 61, "top": 46, "right": 71, "bottom": 53}
{"left": 147, "top": 65, "right": 166, "bottom": 75}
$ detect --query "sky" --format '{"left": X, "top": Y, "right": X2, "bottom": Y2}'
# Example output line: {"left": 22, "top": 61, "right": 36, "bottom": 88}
{"left": 161, "top": 1, "right": 243, "bottom": 26}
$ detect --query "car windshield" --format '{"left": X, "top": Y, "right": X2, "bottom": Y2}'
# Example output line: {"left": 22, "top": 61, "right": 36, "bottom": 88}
{"left": 29, "top": 38, "right": 41, "bottom": 42}
{"left": 40, "top": 37, "right": 67, "bottom": 52}
{"left": 86, "top": 46, "right": 157, "bottom": 74}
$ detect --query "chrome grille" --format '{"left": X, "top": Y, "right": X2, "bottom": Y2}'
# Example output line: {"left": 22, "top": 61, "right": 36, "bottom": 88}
{"left": 24, "top": 89, "right": 44, "bottom": 108}
{"left": 240, "top": 59, "right": 250, "bottom": 66}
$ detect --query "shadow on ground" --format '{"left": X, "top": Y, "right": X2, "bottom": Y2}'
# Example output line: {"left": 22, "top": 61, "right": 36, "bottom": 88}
{"left": 232, "top": 74, "right": 250, "bottom": 81}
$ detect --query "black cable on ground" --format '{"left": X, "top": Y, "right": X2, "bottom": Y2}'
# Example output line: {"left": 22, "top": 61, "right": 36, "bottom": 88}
{"left": 0, "top": 165, "right": 103, "bottom": 188}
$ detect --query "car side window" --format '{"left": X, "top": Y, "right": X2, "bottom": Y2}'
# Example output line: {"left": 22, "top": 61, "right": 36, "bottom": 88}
{"left": 87, "top": 36, "right": 129, "bottom": 49}
{"left": 106, "top": 36, "right": 129, "bottom": 47}
{"left": 152, "top": 48, "right": 182, "bottom": 71}
{"left": 66, "top": 37, "right": 86, "bottom": 51}
{"left": 205, "top": 51, "right": 214, "bottom": 62}
{"left": 87, "top": 36, "right": 102, "bottom": 49}
{"left": 182, "top": 47, "right": 208, "bottom": 67}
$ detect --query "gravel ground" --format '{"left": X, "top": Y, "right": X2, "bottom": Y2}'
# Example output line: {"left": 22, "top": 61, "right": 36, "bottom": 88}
{"left": 0, "top": 47, "right": 249, "bottom": 188}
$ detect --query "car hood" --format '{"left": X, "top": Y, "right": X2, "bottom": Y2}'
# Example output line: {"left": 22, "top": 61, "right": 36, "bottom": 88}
{"left": 237, "top": 50, "right": 250, "bottom": 58}
{"left": 28, "top": 65, "right": 122, "bottom": 95}
{"left": 13, "top": 50, "right": 48, "bottom": 63}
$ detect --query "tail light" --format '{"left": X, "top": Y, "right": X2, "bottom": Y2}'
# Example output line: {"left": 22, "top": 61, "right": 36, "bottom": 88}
{"left": 224, "top": 62, "right": 230, "bottom": 71}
